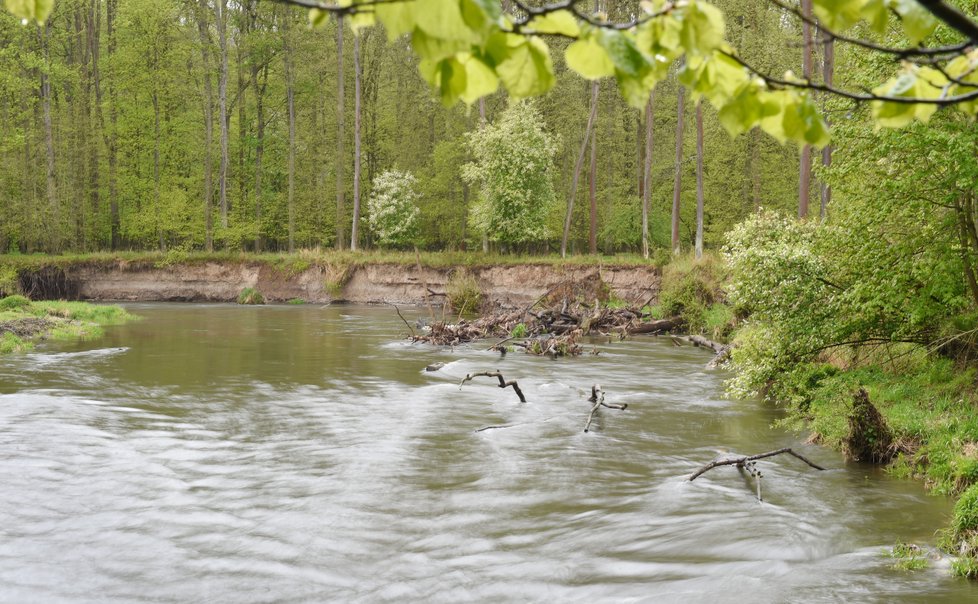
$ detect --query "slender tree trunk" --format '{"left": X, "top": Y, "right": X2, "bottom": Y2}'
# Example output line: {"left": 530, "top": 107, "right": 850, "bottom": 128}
{"left": 799, "top": 0, "right": 814, "bottom": 219}
{"left": 254, "top": 65, "right": 267, "bottom": 252}
{"left": 820, "top": 36, "right": 834, "bottom": 219}
{"left": 561, "top": 81, "right": 599, "bottom": 257}
{"left": 695, "top": 101, "right": 704, "bottom": 260}
{"left": 284, "top": 11, "right": 296, "bottom": 253}
{"left": 153, "top": 86, "right": 164, "bottom": 252}
{"left": 588, "top": 80, "right": 599, "bottom": 255}
{"left": 672, "top": 82, "right": 685, "bottom": 255}
{"left": 40, "top": 24, "right": 59, "bottom": 252}
{"left": 641, "top": 88, "right": 655, "bottom": 259}
{"left": 335, "top": 18, "right": 346, "bottom": 249}
{"left": 479, "top": 97, "right": 488, "bottom": 253}
{"left": 351, "top": 32, "right": 362, "bottom": 251}
{"left": 196, "top": 0, "right": 215, "bottom": 251}
{"left": 216, "top": 0, "right": 230, "bottom": 231}
{"left": 106, "top": 0, "right": 119, "bottom": 249}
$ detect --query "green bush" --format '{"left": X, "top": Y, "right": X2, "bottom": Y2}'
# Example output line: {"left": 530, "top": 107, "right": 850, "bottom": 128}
{"left": 0, "top": 295, "right": 32, "bottom": 311}
{"left": 237, "top": 287, "right": 265, "bottom": 305}
{"left": 286, "top": 298, "right": 306, "bottom": 305}
{"left": 445, "top": 270, "right": 482, "bottom": 315}
{"left": 657, "top": 252, "right": 729, "bottom": 335}
{"left": 511, "top": 322, "right": 527, "bottom": 338}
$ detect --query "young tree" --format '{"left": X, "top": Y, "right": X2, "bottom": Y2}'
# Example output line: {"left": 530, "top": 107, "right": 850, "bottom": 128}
{"left": 463, "top": 100, "right": 559, "bottom": 247}
{"left": 367, "top": 169, "right": 420, "bottom": 248}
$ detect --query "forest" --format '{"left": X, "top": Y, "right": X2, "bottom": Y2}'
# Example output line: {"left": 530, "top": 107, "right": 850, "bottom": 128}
{"left": 0, "top": 0, "right": 809, "bottom": 255}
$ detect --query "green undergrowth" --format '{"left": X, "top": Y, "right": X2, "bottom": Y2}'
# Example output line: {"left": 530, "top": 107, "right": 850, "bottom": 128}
{"left": 656, "top": 252, "right": 737, "bottom": 341}
{"left": 0, "top": 296, "right": 136, "bottom": 353}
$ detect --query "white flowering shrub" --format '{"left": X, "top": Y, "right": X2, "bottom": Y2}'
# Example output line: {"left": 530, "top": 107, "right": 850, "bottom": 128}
{"left": 463, "top": 100, "right": 559, "bottom": 245}
{"left": 368, "top": 170, "right": 420, "bottom": 247}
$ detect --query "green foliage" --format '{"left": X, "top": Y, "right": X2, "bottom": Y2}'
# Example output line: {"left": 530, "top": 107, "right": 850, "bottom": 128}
{"left": 237, "top": 287, "right": 265, "bottom": 305}
{"left": 0, "top": 266, "right": 19, "bottom": 297}
{"left": 286, "top": 298, "right": 305, "bottom": 305}
{"left": 943, "top": 484, "right": 978, "bottom": 561}
{"left": 0, "top": 294, "right": 31, "bottom": 311}
{"left": 32, "top": 301, "right": 134, "bottom": 325}
{"left": 445, "top": 269, "right": 482, "bottom": 315}
{"left": 658, "top": 252, "right": 729, "bottom": 335}
{"left": 368, "top": 170, "right": 422, "bottom": 248}
{"left": 463, "top": 100, "right": 559, "bottom": 245}
{"left": 510, "top": 322, "right": 527, "bottom": 338}
{"left": 884, "top": 543, "right": 929, "bottom": 572}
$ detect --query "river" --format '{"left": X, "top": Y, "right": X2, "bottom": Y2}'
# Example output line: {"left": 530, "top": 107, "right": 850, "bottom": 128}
{"left": 0, "top": 303, "right": 975, "bottom": 603}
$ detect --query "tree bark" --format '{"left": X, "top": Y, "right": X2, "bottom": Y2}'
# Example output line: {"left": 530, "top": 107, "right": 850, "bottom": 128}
{"left": 335, "top": 18, "right": 346, "bottom": 249}
{"left": 152, "top": 85, "right": 164, "bottom": 252}
{"left": 479, "top": 97, "right": 488, "bottom": 253}
{"left": 283, "top": 10, "right": 296, "bottom": 253}
{"left": 40, "top": 24, "right": 59, "bottom": 252}
{"left": 820, "top": 36, "right": 834, "bottom": 219}
{"left": 588, "top": 80, "right": 599, "bottom": 255}
{"left": 561, "top": 81, "right": 599, "bottom": 258}
{"left": 641, "top": 88, "right": 655, "bottom": 259}
{"left": 672, "top": 79, "right": 685, "bottom": 256}
{"left": 216, "top": 0, "right": 230, "bottom": 231}
{"left": 695, "top": 101, "right": 704, "bottom": 259}
{"left": 106, "top": 0, "right": 119, "bottom": 250}
{"left": 196, "top": 0, "right": 215, "bottom": 251}
{"left": 799, "top": 0, "right": 814, "bottom": 219}
{"left": 351, "top": 32, "right": 362, "bottom": 251}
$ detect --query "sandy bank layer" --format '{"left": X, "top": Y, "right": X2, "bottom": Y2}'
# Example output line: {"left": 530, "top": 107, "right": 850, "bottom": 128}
{"left": 54, "top": 262, "right": 659, "bottom": 308}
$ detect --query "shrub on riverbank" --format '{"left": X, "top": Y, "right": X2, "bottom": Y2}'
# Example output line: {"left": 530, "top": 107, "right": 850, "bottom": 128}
{"left": 237, "top": 288, "right": 265, "bottom": 305}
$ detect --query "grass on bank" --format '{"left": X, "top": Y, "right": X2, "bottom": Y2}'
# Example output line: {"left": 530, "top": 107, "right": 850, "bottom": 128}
{"left": 0, "top": 295, "right": 135, "bottom": 353}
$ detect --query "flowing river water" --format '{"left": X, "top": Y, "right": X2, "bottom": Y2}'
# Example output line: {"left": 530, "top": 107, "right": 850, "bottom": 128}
{"left": 1, "top": 303, "right": 976, "bottom": 603}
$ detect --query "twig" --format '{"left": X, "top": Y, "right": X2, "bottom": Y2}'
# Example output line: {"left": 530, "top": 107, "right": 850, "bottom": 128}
{"left": 391, "top": 304, "right": 414, "bottom": 337}
{"left": 688, "top": 447, "right": 826, "bottom": 482}
{"left": 460, "top": 371, "right": 527, "bottom": 403}
{"left": 584, "top": 384, "right": 627, "bottom": 433}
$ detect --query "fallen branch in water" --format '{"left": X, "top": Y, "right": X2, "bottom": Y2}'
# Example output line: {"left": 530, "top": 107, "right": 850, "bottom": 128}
{"left": 391, "top": 304, "right": 415, "bottom": 337}
{"left": 676, "top": 335, "right": 733, "bottom": 368}
{"left": 459, "top": 371, "right": 527, "bottom": 403}
{"left": 688, "top": 448, "right": 826, "bottom": 482}
{"left": 583, "top": 384, "right": 627, "bottom": 433}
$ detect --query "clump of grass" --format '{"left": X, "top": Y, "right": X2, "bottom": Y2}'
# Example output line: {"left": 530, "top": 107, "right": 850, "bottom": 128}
{"left": 510, "top": 322, "right": 527, "bottom": 338}
{"left": 237, "top": 287, "right": 265, "bottom": 305}
{"left": 445, "top": 270, "right": 482, "bottom": 315}
{"left": 32, "top": 301, "right": 134, "bottom": 325}
{"left": 0, "top": 266, "right": 20, "bottom": 297}
{"left": 286, "top": 298, "right": 305, "bottom": 305}
{"left": 0, "top": 294, "right": 32, "bottom": 311}
{"left": 884, "top": 543, "right": 929, "bottom": 571}
{"left": 0, "top": 332, "right": 31, "bottom": 354}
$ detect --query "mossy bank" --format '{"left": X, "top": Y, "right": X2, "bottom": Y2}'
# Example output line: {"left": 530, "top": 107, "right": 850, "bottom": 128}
{"left": 0, "top": 295, "right": 135, "bottom": 353}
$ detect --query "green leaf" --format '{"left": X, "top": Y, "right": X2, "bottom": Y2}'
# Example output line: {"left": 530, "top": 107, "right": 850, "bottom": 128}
{"left": 635, "top": 13, "right": 682, "bottom": 60}
{"left": 414, "top": 0, "right": 478, "bottom": 43}
{"left": 460, "top": 52, "right": 499, "bottom": 103}
{"left": 497, "top": 36, "right": 555, "bottom": 97}
{"left": 461, "top": 0, "right": 501, "bottom": 35}
{"left": 375, "top": 2, "right": 417, "bottom": 39}
{"left": 309, "top": 8, "right": 329, "bottom": 28}
{"left": 4, "top": 0, "right": 53, "bottom": 24}
{"left": 716, "top": 80, "right": 769, "bottom": 136}
{"left": 891, "top": 0, "right": 937, "bottom": 45}
{"left": 812, "top": 0, "right": 864, "bottom": 32}
{"left": 860, "top": 0, "right": 889, "bottom": 33}
{"left": 598, "top": 30, "right": 646, "bottom": 78}
{"left": 565, "top": 35, "right": 615, "bottom": 80}
{"left": 679, "top": 0, "right": 725, "bottom": 57}
{"left": 338, "top": 0, "right": 376, "bottom": 31}
{"left": 525, "top": 9, "right": 580, "bottom": 37}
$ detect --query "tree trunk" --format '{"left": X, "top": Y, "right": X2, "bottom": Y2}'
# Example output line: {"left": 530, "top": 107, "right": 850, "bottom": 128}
{"left": 695, "top": 101, "right": 704, "bottom": 259}
{"left": 820, "top": 36, "right": 834, "bottom": 219}
{"left": 561, "top": 81, "right": 599, "bottom": 257}
{"left": 672, "top": 81, "right": 685, "bottom": 256}
{"left": 588, "top": 80, "right": 599, "bottom": 255}
{"left": 351, "top": 32, "right": 362, "bottom": 251}
{"left": 40, "top": 24, "right": 59, "bottom": 252}
{"left": 106, "top": 0, "right": 119, "bottom": 250}
{"left": 283, "top": 10, "right": 296, "bottom": 253}
{"left": 254, "top": 64, "right": 267, "bottom": 252}
{"left": 196, "top": 0, "right": 215, "bottom": 251}
{"left": 335, "top": 18, "right": 346, "bottom": 249}
{"left": 479, "top": 97, "right": 488, "bottom": 253}
{"left": 641, "top": 88, "right": 655, "bottom": 259}
{"left": 799, "top": 0, "right": 814, "bottom": 219}
{"left": 216, "top": 0, "right": 230, "bottom": 231}
{"left": 153, "top": 85, "right": 164, "bottom": 252}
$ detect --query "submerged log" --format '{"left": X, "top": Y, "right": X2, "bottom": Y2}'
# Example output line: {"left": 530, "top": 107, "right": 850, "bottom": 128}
{"left": 688, "top": 448, "right": 826, "bottom": 482}
{"left": 583, "top": 384, "right": 627, "bottom": 433}
{"left": 627, "top": 318, "right": 682, "bottom": 335}
{"left": 459, "top": 371, "right": 527, "bottom": 403}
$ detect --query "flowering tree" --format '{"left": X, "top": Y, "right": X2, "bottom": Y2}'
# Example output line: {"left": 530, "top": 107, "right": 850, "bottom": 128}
{"left": 463, "top": 100, "right": 559, "bottom": 245}
{"left": 367, "top": 170, "right": 420, "bottom": 247}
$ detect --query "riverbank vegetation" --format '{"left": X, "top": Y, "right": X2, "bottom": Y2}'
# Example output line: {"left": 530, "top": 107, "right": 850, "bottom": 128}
{"left": 0, "top": 295, "right": 135, "bottom": 353}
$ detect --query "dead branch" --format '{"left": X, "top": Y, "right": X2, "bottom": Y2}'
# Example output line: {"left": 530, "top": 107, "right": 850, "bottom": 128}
{"left": 459, "top": 371, "right": 527, "bottom": 403}
{"left": 391, "top": 304, "right": 415, "bottom": 337}
{"left": 688, "top": 447, "right": 826, "bottom": 482}
{"left": 584, "top": 384, "right": 627, "bottom": 433}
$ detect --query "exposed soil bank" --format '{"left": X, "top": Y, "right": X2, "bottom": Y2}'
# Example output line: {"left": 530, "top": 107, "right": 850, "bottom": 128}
{"left": 16, "top": 260, "right": 659, "bottom": 308}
